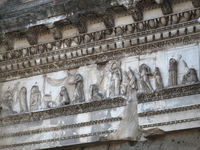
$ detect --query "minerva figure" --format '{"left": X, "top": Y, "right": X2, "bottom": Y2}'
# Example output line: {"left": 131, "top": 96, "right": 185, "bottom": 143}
{"left": 109, "top": 61, "right": 122, "bottom": 97}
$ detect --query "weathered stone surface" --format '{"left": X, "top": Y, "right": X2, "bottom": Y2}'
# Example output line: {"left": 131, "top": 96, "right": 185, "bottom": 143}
{"left": 0, "top": 0, "right": 200, "bottom": 150}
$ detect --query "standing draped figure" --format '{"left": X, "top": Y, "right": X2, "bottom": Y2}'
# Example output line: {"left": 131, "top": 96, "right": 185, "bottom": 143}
{"left": 30, "top": 85, "right": 41, "bottom": 111}
{"left": 19, "top": 87, "right": 28, "bottom": 113}
{"left": 68, "top": 74, "right": 85, "bottom": 103}
{"left": 168, "top": 58, "right": 177, "bottom": 86}
{"left": 138, "top": 64, "right": 153, "bottom": 92}
{"left": 109, "top": 61, "right": 122, "bottom": 97}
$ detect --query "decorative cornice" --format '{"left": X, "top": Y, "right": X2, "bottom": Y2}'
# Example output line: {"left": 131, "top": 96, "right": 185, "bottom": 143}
{"left": 140, "top": 117, "right": 200, "bottom": 128}
{"left": 0, "top": 117, "right": 122, "bottom": 139}
{"left": 0, "top": 32, "right": 199, "bottom": 82}
{"left": 138, "top": 104, "right": 200, "bottom": 117}
{"left": 0, "top": 130, "right": 115, "bottom": 149}
{"left": 0, "top": 8, "right": 199, "bottom": 82}
{"left": 1, "top": 8, "right": 199, "bottom": 64}
{"left": 0, "top": 97, "right": 126, "bottom": 127}
{"left": 137, "top": 82, "right": 200, "bottom": 104}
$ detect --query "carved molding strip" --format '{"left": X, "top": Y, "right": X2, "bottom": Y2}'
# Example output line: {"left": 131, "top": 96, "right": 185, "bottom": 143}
{"left": 0, "top": 117, "right": 122, "bottom": 139}
{"left": 140, "top": 117, "right": 200, "bottom": 128}
{"left": 0, "top": 32, "right": 199, "bottom": 82}
{"left": 138, "top": 104, "right": 200, "bottom": 117}
{"left": 0, "top": 97, "right": 126, "bottom": 127}
{"left": 137, "top": 82, "right": 200, "bottom": 104}
{"left": 0, "top": 130, "right": 115, "bottom": 149}
{"left": 1, "top": 8, "right": 199, "bottom": 65}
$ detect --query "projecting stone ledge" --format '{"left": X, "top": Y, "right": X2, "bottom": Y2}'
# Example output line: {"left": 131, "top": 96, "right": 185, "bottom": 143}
{"left": 137, "top": 82, "right": 200, "bottom": 137}
{"left": 0, "top": 97, "right": 141, "bottom": 150}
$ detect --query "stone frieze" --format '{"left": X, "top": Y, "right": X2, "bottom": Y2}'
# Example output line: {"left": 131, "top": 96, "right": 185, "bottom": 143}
{"left": 0, "top": 97, "right": 126, "bottom": 127}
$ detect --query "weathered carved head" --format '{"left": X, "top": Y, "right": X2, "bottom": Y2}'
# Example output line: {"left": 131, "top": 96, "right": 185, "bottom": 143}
{"left": 169, "top": 58, "right": 177, "bottom": 66}
{"left": 60, "top": 86, "right": 67, "bottom": 96}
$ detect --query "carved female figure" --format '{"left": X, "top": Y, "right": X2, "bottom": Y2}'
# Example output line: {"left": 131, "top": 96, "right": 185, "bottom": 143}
{"left": 120, "top": 71, "right": 129, "bottom": 95}
{"left": 59, "top": 86, "right": 70, "bottom": 105}
{"left": 138, "top": 64, "right": 153, "bottom": 91}
{"left": 109, "top": 61, "right": 122, "bottom": 97}
{"left": 68, "top": 74, "right": 85, "bottom": 103}
{"left": 168, "top": 58, "right": 177, "bottom": 86}
{"left": 153, "top": 67, "right": 163, "bottom": 90}
{"left": 30, "top": 85, "right": 41, "bottom": 111}
{"left": 128, "top": 67, "right": 138, "bottom": 91}
{"left": 19, "top": 87, "right": 28, "bottom": 113}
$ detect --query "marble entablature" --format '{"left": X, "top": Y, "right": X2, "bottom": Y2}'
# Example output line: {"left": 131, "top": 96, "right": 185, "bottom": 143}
{"left": 0, "top": 0, "right": 200, "bottom": 149}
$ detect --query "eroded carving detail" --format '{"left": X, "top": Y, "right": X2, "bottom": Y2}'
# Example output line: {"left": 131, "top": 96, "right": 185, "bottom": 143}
{"left": 136, "top": 64, "right": 153, "bottom": 92}
{"left": 43, "top": 94, "right": 56, "bottom": 109}
{"left": 19, "top": 87, "right": 28, "bottom": 113}
{"left": 59, "top": 86, "right": 70, "bottom": 105}
{"left": 103, "top": 9, "right": 115, "bottom": 29}
{"left": 128, "top": 67, "right": 138, "bottom": 91}
{"left": 160, "top": 0, "right": 172, "bottom": 15}
{"left": 25, "top": 32, "right": 38, "bottom": 45}
{"left": 168, "top": 58, "right": 177, "bottom": 87}
{"left": 78, "top": 15, "right": 87, "bottom": 34}
{"left": 132, "top": 8, "right": 143, "bottom": 21}
{"left": 182, "top": 60, "right": 198, "bottom": 84}
{"left": 68, "top": 74, "right": 85, "bottom": 103}
{"left": 109, "top": 61, "right": 122, "bottom": 97}
{"left": 0, "top": 91, "right": 17, "bottom": 117}
{"left": 191, "top": 0, "right": 200, "bottom": 7}
{"left": 30, "top": 85, "right": 41, "bottom": 111}
{"left": 46, "top": 23, "right": 63, "bottom": 40}
{"left": 1, "top": 34, "right": 14, "bottom": 50}
{"left": 153, "top": 67, "right": 163, "bottom": 90}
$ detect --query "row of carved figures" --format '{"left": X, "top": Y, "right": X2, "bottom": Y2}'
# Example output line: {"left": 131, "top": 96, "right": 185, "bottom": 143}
{"left": 108, "top": 58, "right": 198, "bottom": 98}
{"left": 0, "top": 58, "right": 198, "bottom": 117}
